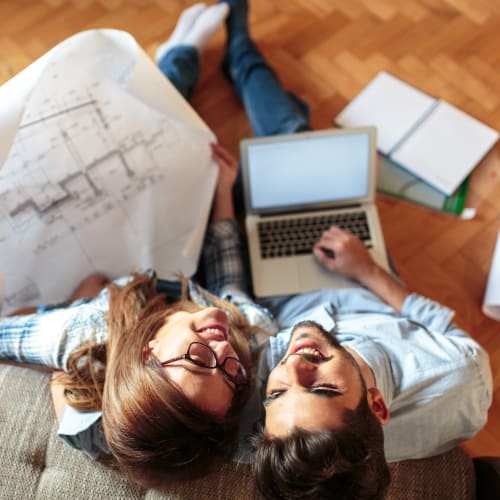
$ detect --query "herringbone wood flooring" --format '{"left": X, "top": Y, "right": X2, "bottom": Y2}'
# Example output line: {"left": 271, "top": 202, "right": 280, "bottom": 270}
{"left": 1, "top": 0, "right": 499, "bottom": 458}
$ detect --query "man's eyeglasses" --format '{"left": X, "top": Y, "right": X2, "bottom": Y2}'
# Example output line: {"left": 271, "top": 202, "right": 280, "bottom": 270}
{"left": 160, "top": 341, "right": 248, "bottom": 385}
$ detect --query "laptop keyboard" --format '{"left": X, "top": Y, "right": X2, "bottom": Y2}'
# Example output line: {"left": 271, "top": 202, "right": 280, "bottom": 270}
{"left": 257, "top": 211, "right": 372, "bottom": 259}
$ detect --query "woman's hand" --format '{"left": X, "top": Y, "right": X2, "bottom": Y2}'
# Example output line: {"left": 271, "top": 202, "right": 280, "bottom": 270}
{"left": 210, "top": 142, "right": 239, "bottom": 222}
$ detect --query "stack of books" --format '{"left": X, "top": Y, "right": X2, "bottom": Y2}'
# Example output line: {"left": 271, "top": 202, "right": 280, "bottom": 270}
{"left": 335, "top": 72, "right": 499, "bottom": 215}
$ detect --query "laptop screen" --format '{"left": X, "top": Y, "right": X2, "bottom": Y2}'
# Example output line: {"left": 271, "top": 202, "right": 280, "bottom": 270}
{"left": 245, "top": 131, "right": 372, "bottom": 212}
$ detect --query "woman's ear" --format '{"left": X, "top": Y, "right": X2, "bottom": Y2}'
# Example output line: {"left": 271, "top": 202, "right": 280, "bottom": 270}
{"left": 367, "top": 387, "right": 390, "bottom": 425}
{"left": 144, "top": 340, "right": 157, "bottom": 358}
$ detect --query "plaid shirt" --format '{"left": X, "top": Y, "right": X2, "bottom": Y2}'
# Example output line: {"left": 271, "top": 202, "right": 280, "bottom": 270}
{"left": 198, "top": 219, "right": 276, "bottom": 344}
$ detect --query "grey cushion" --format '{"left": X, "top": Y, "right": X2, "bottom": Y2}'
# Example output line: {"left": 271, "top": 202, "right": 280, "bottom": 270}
{"left": 387, "top": 447, "right": 475, "bottom": 500}
{"left": 0, "top": 363, "right": 475, "bottom": 499}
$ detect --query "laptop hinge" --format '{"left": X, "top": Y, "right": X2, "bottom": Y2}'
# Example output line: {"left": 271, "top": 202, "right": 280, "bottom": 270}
{"left": 256, "top": 203, "right": 363, "bottom": 217}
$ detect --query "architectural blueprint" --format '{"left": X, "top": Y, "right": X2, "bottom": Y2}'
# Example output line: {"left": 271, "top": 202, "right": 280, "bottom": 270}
{"left": 0, "top": 30, "right": 217, "bottom": 314}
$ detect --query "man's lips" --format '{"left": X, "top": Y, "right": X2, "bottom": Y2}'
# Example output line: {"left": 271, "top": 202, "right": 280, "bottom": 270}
{"left": 291, "top": 340, "right": 326, "bottom": 357}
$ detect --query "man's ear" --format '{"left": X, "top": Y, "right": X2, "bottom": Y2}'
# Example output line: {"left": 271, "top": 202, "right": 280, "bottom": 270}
{"left": 367, "top": 387, "right": 390, "bottom": 425}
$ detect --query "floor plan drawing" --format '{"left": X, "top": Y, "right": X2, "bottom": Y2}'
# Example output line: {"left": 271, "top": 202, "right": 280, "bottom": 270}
{"left": 0, "top": 31, "right": 216, "bottom": 314}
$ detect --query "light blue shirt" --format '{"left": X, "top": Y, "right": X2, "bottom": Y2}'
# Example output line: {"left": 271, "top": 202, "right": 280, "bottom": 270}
{"left": 260, "top": 288, "right": 492, "bottom": 462}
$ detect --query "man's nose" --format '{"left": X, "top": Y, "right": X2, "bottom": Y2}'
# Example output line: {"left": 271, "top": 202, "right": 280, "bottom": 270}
{"left": 285, "top": 354, "right": 317, "bottom": 385}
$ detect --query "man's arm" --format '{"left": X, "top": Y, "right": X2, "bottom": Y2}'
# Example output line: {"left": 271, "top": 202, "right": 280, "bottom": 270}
{"left": 313, "top": 226, "right": 409, "bottom": 312}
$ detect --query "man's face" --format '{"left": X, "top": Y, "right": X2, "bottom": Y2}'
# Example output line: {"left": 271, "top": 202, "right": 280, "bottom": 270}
{"left": 264, "top": 321, "right": 366, "bottom": 437}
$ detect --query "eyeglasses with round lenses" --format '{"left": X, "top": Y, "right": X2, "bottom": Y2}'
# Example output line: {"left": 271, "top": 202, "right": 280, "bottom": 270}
{"left": 160, "top": 341, "right": 248, "bottom": 385}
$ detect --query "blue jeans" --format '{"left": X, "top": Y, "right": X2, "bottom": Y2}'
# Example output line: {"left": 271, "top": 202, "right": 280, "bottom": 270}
{"left": 157, "top": 41, "right": 312, "bottom": 284}
{"left": 157, "top": 41, "right": 311, "bottom": 215}
{"left": 157, "top": 45, "right": 200, "bottom": 101}
{"left": 222, "top": 35, "right": 311, "bottom": 136}
{"left": 157, "top": 41, "right": 311, "bottom": 136}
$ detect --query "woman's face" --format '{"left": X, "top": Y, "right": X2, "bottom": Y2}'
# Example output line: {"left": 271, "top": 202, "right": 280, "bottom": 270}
{"left": 147, "top": 307, "right": 240, "bottom": 417}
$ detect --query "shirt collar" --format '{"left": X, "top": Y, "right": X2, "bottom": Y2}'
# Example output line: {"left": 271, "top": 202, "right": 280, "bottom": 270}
{"left": 339, "top": 335, "right": 394, "bottom": 408}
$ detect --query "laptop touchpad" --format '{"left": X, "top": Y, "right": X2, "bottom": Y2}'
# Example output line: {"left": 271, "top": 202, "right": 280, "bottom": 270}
{"left": 296, "top": 256, "right": 355, "bottom": 292}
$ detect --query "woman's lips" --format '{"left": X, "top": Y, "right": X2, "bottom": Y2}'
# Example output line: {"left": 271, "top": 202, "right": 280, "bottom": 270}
{"left": 198, "top": 324, "right": 228, "bottom": 340}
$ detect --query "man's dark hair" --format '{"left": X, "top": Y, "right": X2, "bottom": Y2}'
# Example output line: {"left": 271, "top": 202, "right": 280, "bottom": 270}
{"left": 250, "top": 394, "right": 390, "bottom": 499}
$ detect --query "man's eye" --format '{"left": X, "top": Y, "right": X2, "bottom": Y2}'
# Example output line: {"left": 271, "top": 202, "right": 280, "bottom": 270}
{"left": 263, "top": 389, "right": 286, "bottom": 407}
{"left": 312, "top": 388, "right": 336, "bottom": 395}
{"left": 309, "top": 386, "right": 342, "bottom": 397}
{"left": 267, "top": 389, "right": 285, "bottom": 400}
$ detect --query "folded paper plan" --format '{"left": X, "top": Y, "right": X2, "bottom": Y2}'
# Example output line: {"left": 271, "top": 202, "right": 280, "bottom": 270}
{"left": 0, "top": 30, "right": 217, "bottom": 314}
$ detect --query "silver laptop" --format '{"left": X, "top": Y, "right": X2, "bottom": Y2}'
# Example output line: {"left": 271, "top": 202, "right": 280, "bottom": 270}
{"left": 240, "top": 127, "right": 390, "bottom": 297}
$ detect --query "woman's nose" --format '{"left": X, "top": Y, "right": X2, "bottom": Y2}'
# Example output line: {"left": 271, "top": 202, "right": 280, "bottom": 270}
{"left": 195, "top": 307, "right": 229, "bottom": 324}
{"left": 208, "top": 339, "right": 234, "bottom": 363}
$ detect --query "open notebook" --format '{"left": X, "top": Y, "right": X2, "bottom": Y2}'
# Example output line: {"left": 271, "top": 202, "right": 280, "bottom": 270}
{"left": 335, "top": 71, "right": 499, "bottom": 196}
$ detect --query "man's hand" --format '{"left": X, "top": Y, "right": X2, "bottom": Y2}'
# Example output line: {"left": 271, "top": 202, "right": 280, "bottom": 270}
{"left": 313, "top": 226, "right": 377, "bottom": 283}
{"left": 210, "top": 142, "right": 238, "bottom": 222}
{"left": 313, "top": 225, "right": 409, "bottom": 312}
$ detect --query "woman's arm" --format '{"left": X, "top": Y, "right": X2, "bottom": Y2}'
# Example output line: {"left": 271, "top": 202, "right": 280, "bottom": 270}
{"left": 202, "top": 144, "right": 250, "bottom": 297}
{"left": 210, "top": 142, "right": 238, "bottom": 223}
{"left": 313, "top": 226, "right": 409, "bottom": 312}
{"left": 51, "top": 370, "right": 107, "bottom": 460}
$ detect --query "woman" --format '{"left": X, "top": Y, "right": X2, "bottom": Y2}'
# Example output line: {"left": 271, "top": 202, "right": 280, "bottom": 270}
{"left": 1, "top": 0, "right": 313, "bottom": 487}
{"left": 1, "top": 135, "right": 271, "bottom": 488}
{"left": 0, "top": 3, "right": 270, "bottom": 488}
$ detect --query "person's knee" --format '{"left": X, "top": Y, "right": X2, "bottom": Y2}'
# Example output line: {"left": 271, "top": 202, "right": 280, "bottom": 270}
{"left": 69, "top": 273, "right": 110, "bottom": 301}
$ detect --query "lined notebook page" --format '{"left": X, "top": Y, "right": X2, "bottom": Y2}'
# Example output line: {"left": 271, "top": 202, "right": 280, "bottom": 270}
{"left": 335, "top": 71, "right": 436, "bottom": 155}
{"left": 391, "top": 101, "right": 499, "bottom": 195}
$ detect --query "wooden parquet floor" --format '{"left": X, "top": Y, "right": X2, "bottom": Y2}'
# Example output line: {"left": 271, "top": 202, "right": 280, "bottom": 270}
{"left": 1, "top": 0, "right": 499, "bottom": 458}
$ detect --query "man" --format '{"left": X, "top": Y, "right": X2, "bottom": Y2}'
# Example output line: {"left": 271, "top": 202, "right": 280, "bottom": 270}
{"left": 215, "top": 2, "right": 492, "bottom": 498}
{"left": 250, "top": 226, "right": 492, "bottom": 499}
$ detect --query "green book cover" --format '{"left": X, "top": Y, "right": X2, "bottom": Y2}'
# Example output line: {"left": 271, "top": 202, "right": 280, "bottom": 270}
{"left": 377, "top": 155, "right": 468, "bottom": 215}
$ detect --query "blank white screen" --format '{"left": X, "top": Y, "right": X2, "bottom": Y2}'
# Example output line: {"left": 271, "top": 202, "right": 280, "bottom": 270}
{"left": 247, "top": 133, "right": 370, "bottom": 210}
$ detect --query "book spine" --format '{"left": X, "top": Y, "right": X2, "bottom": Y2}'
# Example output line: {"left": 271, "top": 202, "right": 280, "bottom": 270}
{"left": 442, "top": 175, "right": 469, "bottom": 214}
{"left": 388, "top": 99, "right": 440, "bottom": 156}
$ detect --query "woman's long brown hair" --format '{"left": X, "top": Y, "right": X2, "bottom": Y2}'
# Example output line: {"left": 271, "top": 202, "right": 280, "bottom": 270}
{"left": 57, "top": 272, "right": 261, "bottom": 486}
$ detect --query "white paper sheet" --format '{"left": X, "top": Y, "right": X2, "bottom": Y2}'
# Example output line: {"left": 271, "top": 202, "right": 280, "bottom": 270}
{"left": 335, "top": 71, "right": 436, "bottom": 155}
{"left": 0, "top": 30, "right": 218, "bottom": 314}
{"left": 483, "top": 229, "right": 500, "bottom": 321}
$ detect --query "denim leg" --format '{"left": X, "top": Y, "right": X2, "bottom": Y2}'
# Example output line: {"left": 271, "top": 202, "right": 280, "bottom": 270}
{"left": 224, "top": 36, "right": 311, "bottom": 137}
{"left": 157, "top": 45, "right": 200, "bottom": 101}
